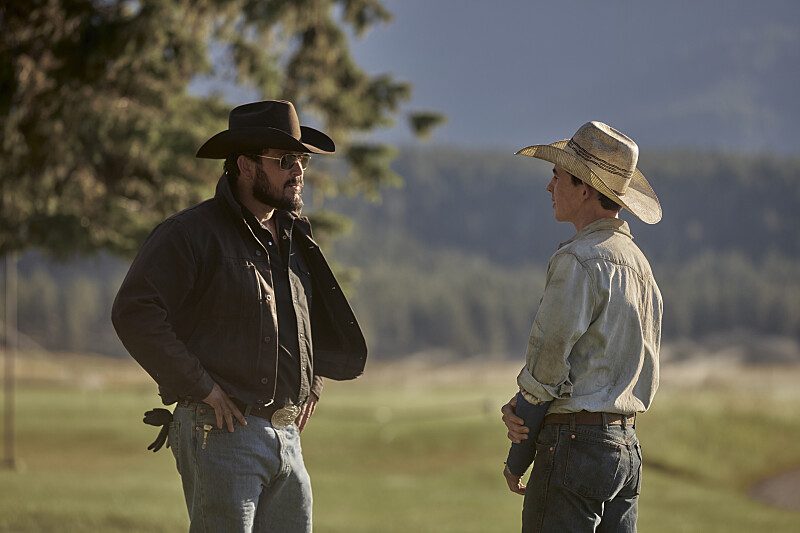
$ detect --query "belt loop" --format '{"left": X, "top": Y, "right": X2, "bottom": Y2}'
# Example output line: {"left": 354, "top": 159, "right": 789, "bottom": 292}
{"left": 632, "top": 413, "right": 637, "bottom": 429}
{"left": 244, "top": 404, "right": 252, "bottom": 417}
{"left": 569, "top": 413, "right": 576, "bottom": 431}
{"left": 601, "top": 412, "right": 608, "bottom": 430}
{"left": 621, "top": 414, "right": 627, "bottom": 428}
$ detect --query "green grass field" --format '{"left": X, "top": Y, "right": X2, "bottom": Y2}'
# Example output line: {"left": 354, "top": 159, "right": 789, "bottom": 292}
{"left": 1, "top": 356, "right": 800, "bottom": 532}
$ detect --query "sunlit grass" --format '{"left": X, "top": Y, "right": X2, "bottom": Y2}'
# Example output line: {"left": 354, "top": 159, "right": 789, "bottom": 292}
{"left": 0, "top": 385, "right": 187, "bottom": 533}
{"left": 1, "top": 359, "right": 799, "bottom": 532}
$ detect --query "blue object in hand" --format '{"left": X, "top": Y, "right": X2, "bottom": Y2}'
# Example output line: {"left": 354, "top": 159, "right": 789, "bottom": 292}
{"left": 506, "top": 392, "right": 551, "bottom": 476}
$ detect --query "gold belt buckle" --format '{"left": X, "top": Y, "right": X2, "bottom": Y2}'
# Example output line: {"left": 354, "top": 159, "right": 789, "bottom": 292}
{"left": 271, "top": 405, "right": 302, "bottom": 429}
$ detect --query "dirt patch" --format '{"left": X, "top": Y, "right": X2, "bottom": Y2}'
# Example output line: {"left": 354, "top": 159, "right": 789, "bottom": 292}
{"left": 749, "top": 467, "right": 800, "bottom": 513}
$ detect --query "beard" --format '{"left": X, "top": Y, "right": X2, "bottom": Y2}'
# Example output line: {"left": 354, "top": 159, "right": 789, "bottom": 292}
{"left": 252, "top": 165, "right": 304, "bottom": 212}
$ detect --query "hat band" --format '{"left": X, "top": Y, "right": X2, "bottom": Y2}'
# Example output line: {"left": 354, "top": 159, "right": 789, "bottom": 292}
{"left": 567, "top": 139, "right": 634, "bottom": 180}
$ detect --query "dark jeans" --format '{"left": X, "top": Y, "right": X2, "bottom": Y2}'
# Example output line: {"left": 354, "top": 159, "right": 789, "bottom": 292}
{"left": 522, "top": 421, "right": 642, "bottom": 533}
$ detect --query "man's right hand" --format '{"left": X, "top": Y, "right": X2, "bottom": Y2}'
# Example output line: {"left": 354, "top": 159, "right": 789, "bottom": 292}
{"left": 202, "top": 382, "right": 247, "bottom": 432}
{"left": 501, "top": 395, "right": 529, "bottom": 444}
{"left": 503, "top": 463, "right": 527, "bottom": 495}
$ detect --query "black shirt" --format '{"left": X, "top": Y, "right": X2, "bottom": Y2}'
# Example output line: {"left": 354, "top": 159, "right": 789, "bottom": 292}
{"left": 242, "top": 207, "right": 313, "bottom": 407}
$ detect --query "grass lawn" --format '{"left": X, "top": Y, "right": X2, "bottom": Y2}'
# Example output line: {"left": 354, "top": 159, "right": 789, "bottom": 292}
{"left": 1, "top": 356, "right": 799, "bottom": 532}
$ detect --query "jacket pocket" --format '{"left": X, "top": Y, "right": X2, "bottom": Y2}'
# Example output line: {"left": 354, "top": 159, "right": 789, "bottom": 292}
{"left": 200, "top": 257, "right": 261, "bottom": 320}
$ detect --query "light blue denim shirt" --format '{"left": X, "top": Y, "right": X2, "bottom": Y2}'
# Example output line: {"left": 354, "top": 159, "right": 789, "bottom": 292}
{"left": 517, "top": 218, "right": 662, "bottom": 415}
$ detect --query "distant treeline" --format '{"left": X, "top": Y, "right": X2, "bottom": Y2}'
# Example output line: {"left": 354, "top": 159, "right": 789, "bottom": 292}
{"left": 2, "top": 252, "right": 126, "bottom": 357}
{"left": 327, "top": 146, "right": 800, "bottom": 357}
{"left": 2, "top": 147, "right": 799, "bottom": 359}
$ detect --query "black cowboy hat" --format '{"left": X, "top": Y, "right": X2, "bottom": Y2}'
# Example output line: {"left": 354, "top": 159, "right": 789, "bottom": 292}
{"left": 196, "top": 100, "right": 335, "bottom": 159}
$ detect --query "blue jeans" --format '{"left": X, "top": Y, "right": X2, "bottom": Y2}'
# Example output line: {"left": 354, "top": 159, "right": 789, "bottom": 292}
{"left": 522, "top": 421, "right": 642, "bottom": 533}
{"left": 169, "top": 403, "right": 312, "bottom": 533}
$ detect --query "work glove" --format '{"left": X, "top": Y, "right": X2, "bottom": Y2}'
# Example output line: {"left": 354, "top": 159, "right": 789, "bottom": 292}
{"left": 143, "top": 408, "right": 173, "bottom": 452}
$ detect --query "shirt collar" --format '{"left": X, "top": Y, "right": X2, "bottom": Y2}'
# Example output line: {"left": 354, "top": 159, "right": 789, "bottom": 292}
{"left": 558, "top": 217, "right": 632, "bottom": 249}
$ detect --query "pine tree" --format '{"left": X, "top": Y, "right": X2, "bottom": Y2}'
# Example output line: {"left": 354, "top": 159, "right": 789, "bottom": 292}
{"left": 0, "top": 0, "right": 443, "bottom": 258}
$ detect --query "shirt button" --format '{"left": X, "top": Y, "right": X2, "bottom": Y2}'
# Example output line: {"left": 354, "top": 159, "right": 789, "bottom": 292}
{"left": 261, "top": 378, "right": 269, "bottom": 385}
{"left": 263, "top": 336, "right": 271, "bottom": 343}
{"left": 282, "top": 235, "right": 288, "bottom": 240}
{"left": 255, "top": 250, "right": 262, "bottom": 256}
{"left": 266, "top": 294, "right": 272, "bottom": 301}
{"left": 299, "top": 332, "right": 304, "bottom": 338}
{"left": 268, "top": 241, "right": 273, "bottom": 246}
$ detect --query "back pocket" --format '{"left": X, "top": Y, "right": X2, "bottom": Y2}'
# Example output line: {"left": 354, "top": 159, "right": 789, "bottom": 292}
{"left": 563, "top": 433, "right": 623, "bottom": 499}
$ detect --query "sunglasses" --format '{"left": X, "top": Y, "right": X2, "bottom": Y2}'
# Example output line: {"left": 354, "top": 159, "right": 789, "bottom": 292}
{"left": 254, "top": 153, "right": 311, "bottom": 170}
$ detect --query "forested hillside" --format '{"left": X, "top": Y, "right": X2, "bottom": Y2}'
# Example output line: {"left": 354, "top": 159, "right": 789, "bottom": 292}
{"left": 326, "top": 147, "right": 800, "bottom": 357}
{"left": 4, "top": 147, "right": 799, "bottom": 359}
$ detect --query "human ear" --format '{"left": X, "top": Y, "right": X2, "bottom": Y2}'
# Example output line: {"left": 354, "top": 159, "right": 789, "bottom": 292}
{"left": 237, "top": 155, "right": 253, "bottom": 180}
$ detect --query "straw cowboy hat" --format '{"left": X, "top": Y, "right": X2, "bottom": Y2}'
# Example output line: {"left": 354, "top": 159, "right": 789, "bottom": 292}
{"left": 515, "top": 121, "right": 661, "bottom": 224}
{"left": 196, "top": 100, "right": 335, "bottom": 159}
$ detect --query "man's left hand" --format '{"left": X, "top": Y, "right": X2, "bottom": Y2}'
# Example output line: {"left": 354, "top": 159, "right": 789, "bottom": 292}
{"left": 503, "top": 464, "right": 526, "bottom": 495}
{"left": 295, "top": 392, "right": 318, "bottom": 433}
{"left": 501, "top": 395, "right": 529, "bottom": 443}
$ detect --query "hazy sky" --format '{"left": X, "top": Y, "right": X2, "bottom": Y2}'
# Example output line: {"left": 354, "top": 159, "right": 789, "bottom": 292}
{"left": 348, "top": 0, "right": 800, "bottom": 153}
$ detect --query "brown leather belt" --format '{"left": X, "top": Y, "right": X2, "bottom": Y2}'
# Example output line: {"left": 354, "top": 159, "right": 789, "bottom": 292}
{"left": 543, "top": 411, "right": 635, "bottom": 427}
{"left": 230, "top": 398, "right": 302, "bottom": 429}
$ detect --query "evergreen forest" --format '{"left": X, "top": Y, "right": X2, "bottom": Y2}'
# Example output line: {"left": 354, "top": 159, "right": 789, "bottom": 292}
{"left": 4, "top": 147, "right": 800, "bottom": 361}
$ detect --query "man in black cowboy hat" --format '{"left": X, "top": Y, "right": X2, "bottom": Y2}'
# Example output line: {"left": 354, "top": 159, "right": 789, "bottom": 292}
{"left": 500, "top": 122, "right": 663, "bottom": 532}
{"left": 112, "top": 100, "right": 366, "bottom": 532}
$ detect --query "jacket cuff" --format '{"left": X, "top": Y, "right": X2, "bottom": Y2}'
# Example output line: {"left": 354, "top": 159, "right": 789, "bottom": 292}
{"left": 184, "top": 373, "right": 216, "bottom": 403}
{"left": 311, "top": 375, "right": 324, "bottom": 399}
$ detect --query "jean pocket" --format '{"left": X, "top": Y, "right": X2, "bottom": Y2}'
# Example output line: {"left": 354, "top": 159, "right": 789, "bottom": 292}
{"left": 633, "top": 441, "right": 643, "bottom": 496}
{"left": 168, "top": 420, "right": 182, "bottom": 472}
{"left": 563, "top": 433, "right": 623, "bottom": 499}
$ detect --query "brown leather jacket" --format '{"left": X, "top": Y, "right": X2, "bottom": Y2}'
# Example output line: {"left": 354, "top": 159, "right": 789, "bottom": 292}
{"left": 112, "top": 174, "right": 367, "bottom": 405}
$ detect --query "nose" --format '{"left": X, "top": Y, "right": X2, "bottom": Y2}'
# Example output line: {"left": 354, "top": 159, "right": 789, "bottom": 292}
{"left": 546, "top": 178, "right": 555, "bottom": 192}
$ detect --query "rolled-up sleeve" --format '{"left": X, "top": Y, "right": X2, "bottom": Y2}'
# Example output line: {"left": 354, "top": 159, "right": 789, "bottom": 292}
{"left": 517, "top": 252, "right": 595, "bottom": 402}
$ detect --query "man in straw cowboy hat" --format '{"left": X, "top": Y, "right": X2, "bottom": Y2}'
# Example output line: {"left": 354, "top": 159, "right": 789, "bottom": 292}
{"left": 112, "top": 100, "right": 367, "bottom": 532}
{"left": 500, "top": 121, "right": 663, "bottom": 532}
